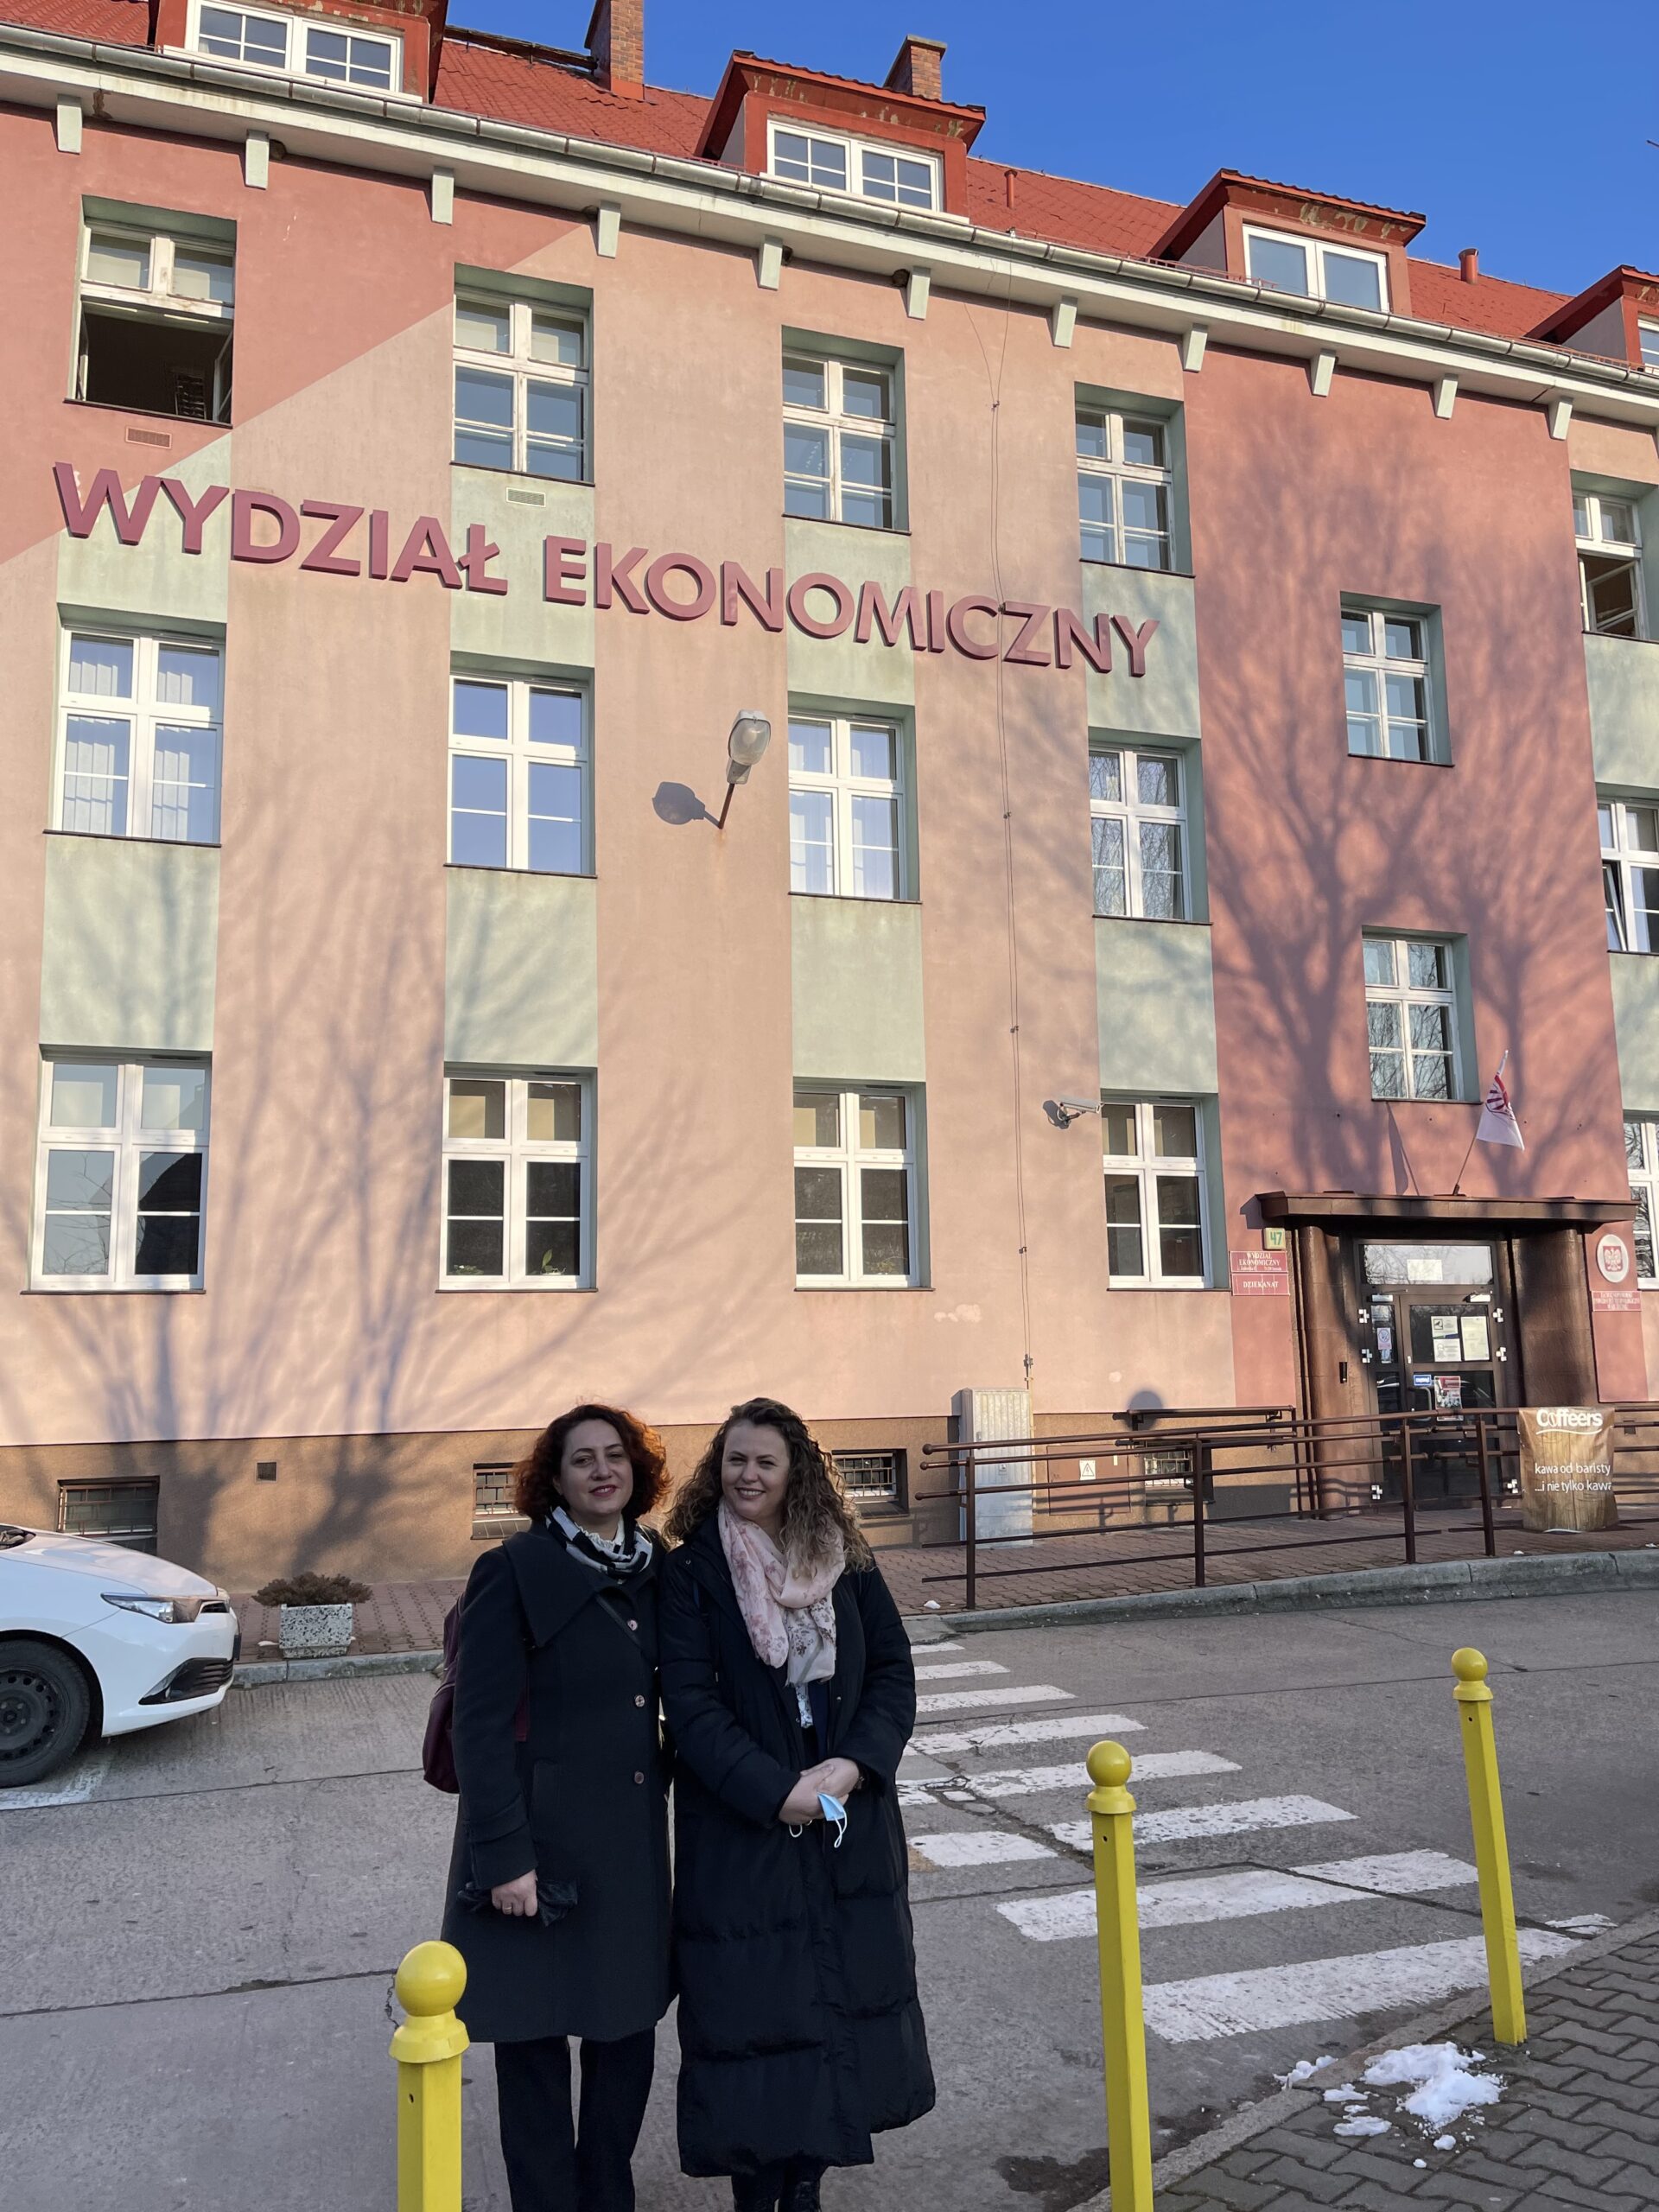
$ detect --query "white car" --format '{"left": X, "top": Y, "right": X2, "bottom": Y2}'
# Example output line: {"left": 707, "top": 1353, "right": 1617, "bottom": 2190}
{"left": 0, "top": 1525, "right": 238, "bottom": 1787}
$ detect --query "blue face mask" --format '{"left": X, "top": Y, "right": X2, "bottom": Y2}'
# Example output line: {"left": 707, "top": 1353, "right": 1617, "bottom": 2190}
{"left": 817, "top": 1792, "right": 849, "bottom": 1848}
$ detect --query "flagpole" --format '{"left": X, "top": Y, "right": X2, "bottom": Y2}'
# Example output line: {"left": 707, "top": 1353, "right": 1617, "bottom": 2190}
{"left": 1451, "top": 1123, "right": 1480, "bottom": 1197}
{"left": 1454, "top": 1049, "right": 1514, "bottom": 1194}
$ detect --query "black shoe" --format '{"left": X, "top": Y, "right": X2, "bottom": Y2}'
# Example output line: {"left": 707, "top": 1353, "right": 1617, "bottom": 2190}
{"left": 730, "top": 2177, "right": 781, "bottom": 2212}
{"left": 780, "top": 2168, "right": 823, "bottom": 2212}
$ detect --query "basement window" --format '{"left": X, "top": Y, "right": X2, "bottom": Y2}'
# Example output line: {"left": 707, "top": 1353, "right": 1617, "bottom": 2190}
{"left": 837, "top": 1450, "right": 905, "bottom": 1506}
{"left": 75, "top": 223, "right": 234, "bottom": 423}
{"left": 58, "top": 1478, "right": 161, "bottom": 1554}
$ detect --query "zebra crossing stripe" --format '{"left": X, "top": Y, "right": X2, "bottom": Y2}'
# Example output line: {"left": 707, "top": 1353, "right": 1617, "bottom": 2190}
{"left": 996, "top": 1851, "right": 1478, "bottom": 1942}
{"left": 912, "top": 1660, "right": 1010, "bottom": 1682}
{"left": 916, "top": 1685, "right": 1075, "bottom": 1716}
{"left": 1050, "top": 1793, "right": 1354, "bottom": 1852}
{"left": 899, "top": 1750, "right": 1239, "bottom": 1811}
{"left": 907, "top": 1712, "right": 1146, "bottom": 1758}
{"left": 1141, "top": 1929, "right": 1580, "bottom": 2042}
{"left": 910, "top": 1831, "right": 1057, "bottom": 1869}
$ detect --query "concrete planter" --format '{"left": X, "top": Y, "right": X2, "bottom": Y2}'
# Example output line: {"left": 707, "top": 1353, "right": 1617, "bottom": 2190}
{"left": 277, "top": 1602, "right": 355, "bottom": 1659}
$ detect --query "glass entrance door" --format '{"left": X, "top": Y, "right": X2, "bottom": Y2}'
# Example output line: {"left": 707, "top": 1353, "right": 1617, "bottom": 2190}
{"left": 1357, "top": 1243, "right": 1509, "bottom": 1503}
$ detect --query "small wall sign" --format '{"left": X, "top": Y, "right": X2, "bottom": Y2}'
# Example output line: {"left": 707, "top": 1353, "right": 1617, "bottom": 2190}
{"left": 1595, "top": 1231, "right": 1631, "bottom": 1285}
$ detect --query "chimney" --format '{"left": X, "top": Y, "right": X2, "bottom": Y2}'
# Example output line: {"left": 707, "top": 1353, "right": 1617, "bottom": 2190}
{"left": 1459, "top": 246, "right": 1479, "bottom": 284}
{"left": 884, "top": 34, "right": 945, "bottom": 102}
{"left": 588, "top": 0, "right": 644, "bottom": 99}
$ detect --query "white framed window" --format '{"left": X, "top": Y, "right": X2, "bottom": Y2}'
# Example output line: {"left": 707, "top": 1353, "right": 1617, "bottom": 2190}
{"left": 77, "top": 221, "right": 234, "bottom": 422}
{"left": 1243, "top": 225, "right": 1389, "bottom": 312}
{"left": 1638, "top": 322, "right": 1659, "bottom": 372}
{"left": 1624, "top": 1116, "right": 1659, "bottom": 1284}
{"left": 449, "top": 674, "right": 588, "bottom": 874}
{"left": 57, "top": 629, "right": 222, "bottom": 844}
{"left": 188, "top": 2, "right": 399, "bottom": 87}
{"left": 1363, "top": 937, "right": 1459, "bottom": 1101}
{"left": 1090, "top": 743, "right": 1185, "bottom": 919}
{"left": 1077, "top": 407, "right": 1173, "bottom": 569}
{"left": 783, "top": 354, "right": 896, "bottom": 529}
{"left": 34, "top": 1058, "right": 209, "bottom": 1290}
{"left": 1600, "top": 798, "right": 1659, "bottom": 953}
{"left": 1101, "top": 1099, "right": 1207, "bottom": 1287}
{"left": 454, "top": 296, "right": 588, "bottom": 481}
{"left": 442, "top": 1071, "right": 590, "bottom": 1287}
{"left": 767, "top": 122, "right": 940, "bottom": 212}
{"left": 794, "top": 1087, "right": 919, "bottom": 1287}
{"left": 788, "top": 715, "right": 905, "bottom": 899}
{"left": 1342, "top": 606, "right": 1434, "bottom": 761}
{"left": 1575, "top": 489, "right": 1644, "bottom": 639}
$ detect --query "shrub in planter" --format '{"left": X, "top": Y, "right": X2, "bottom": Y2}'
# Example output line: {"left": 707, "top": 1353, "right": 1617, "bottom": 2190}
{"left": 253, "top": 1571, "right": 373, "bottom": 1660}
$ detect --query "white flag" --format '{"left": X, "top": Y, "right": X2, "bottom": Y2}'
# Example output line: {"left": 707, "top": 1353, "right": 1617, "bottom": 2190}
{"left": 1475, "top": 1052, "right": 1524, "bottom": 1150}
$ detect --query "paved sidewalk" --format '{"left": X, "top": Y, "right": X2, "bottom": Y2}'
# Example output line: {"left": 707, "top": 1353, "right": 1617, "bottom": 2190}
{"left": 1147, "top": 1920, "right": 1659, "bottom": 2212}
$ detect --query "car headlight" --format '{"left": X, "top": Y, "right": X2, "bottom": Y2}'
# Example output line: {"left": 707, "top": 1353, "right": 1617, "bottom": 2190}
{"left": 102, "top": 1592, "right": 210, "bottom": 1624}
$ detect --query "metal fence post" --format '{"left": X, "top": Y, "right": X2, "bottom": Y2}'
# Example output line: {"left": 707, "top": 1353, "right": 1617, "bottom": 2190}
{"left": 1451, "top": 1649, "right": 1527, "bottom": 2045}
{"left": 391, "top": 1940, "right": 469, "bottom": 2212}
{"left": 963, "top": 1447, "right": 978, "bottom": 1612}
{"left": 1401, "top": 1415, "right": 1418, "bottom": 1565}
{"left": 1475, "top": 1415, "right": 1497, "bottom": 1558}
{"left": 1087, "top": 1742, "right": 1154, "bottom": 2212}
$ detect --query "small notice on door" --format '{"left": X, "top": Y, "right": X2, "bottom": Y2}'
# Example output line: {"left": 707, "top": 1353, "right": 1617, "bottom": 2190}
{"left": 1460, "top": 1315, "right": 1491, "bottom": 1361}
{"left": 1433, "top": 1373, "right": 1464, "bottom": 1410}
{"left": 1431, "top": 1314, "right": 1461, "bottom": 1357}
{"left": 1230, "top": 1251, "right": 1289, "bottom": 1295}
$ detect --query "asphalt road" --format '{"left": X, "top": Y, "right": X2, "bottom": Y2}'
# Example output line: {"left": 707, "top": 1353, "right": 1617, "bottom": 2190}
{"left": 3, "top": 1588, "right": 1656, "bottom": 2212}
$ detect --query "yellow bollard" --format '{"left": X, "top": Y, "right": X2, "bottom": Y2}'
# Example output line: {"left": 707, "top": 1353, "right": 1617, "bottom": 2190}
{"left": 390, "top": 1940, "right": 469, "bottom": 2212}
{"left": 1087, "top": 1741, "right": 1154, "bottom": 2212}
{"left": 1451, "top": 1649, "right": 1527, "bottom": 2045}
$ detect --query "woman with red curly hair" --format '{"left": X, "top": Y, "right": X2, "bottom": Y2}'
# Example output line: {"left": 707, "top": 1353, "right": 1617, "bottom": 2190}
{"left": 441, "top": 1402, "right": 671, "bottom": 2212}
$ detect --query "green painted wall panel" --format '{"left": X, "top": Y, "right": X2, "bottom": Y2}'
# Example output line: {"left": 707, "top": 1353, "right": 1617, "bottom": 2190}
{"left": 449, "top": 475, "right": 594, "bottom": 666}
{"left": 791, "top": 897, "right": 925, "bottom": 1081}
{"left": 444, "top": 867, "right": 598, "bottom": 1068}
{"left": 784, "top": 517, "right": 914, "bottom": 706}
{"left": 1586, "top": 635, "right": 1659, "bottom": 790}
{"left": 1079, "top": 565, "right": 1201, "bottom": 741}
{"left": 56, "top": 436, "right": 232, "bottom": 628}
{"left": 1096, "top": 917, "right": 1217, "bottom": 1092}
{"left": 1611, "top": 954, "right": 1659, "bottom": 1111}
{"left": 40, "top": 836, "right": 218, "bottom": 1051}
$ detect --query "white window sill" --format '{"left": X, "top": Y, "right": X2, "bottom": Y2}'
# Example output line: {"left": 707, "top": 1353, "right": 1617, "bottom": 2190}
{"left": 437, "top": 1280, "right": 591, "bottom": 1294}
{"left": 26, "top": 1283, "right": 204, "bottom": 1294}
{"left": 795, "top": 1281, "right": 927, "bottom": 1293}
{"left": 782, "top": 512, "right": 910, "bottom": 539}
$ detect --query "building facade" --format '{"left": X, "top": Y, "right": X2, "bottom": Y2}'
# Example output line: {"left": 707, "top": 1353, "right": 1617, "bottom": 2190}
{"left": 3, "top": 0, "right": 1658, "bottom": 1582}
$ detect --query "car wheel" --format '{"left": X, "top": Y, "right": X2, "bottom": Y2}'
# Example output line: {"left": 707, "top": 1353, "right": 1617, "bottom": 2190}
{"left": 0, "top": 1641, "right": 92, "bottom": 1788}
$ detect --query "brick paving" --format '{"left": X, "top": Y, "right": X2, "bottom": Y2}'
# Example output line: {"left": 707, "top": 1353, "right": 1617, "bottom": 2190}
{"left": 1153, "top": 1926, "right": 1659, "bottom": 2211}
{"left": 232, "top": 1576, "right": 461, "bottom": 1659}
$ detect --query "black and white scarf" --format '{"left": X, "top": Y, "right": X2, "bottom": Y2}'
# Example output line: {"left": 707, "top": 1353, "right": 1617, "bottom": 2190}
{"left": 551, "top": 1506, "right": 653, "bottom": 1582}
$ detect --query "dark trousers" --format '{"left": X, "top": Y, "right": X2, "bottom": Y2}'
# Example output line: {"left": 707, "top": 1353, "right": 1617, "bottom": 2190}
{"left": 493, "top": 2027, "right": 656, "bottom": 2212}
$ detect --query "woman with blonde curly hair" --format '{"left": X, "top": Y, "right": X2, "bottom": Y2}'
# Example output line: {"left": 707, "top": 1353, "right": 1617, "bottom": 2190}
{"left": 658, "top": 1397, "right": 934, "bottom": 2212}
{"left": 441, "top": 1402, "right": 672, "bottom": 2212}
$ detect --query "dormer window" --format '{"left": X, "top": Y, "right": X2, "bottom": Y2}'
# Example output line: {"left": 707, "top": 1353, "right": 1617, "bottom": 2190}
{"left": 1243, "top": 225, "right": 1389, "bottom": 313}
{"left": 1640, "top": 321, "right": 1659, "bottom": 372}
{"left": 188, "top": 2, "right": 400, "bottom": 90}
{"left": 767, "top": 123, "right": 939, "bottom": 213}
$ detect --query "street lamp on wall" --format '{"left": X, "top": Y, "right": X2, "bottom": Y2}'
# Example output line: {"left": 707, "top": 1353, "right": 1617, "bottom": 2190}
{"left": 717, "top": 709, "right": 772, "bottom": 830}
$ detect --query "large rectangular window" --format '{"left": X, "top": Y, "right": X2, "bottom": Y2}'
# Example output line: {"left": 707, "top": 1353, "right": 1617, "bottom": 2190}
{"left": 1342, "top": 605, "right": 1434, "bottom": 761}
{"left": 788, "top": 714, "right": 905, "bottom": 899}
{"left": 76, "top": 218, "right": 234, "bottom": 422}
{"left": 767, "top": 122, "right": 940, "bottom": 212}
{"left": 1101, "top": 1099, "right": 1207, "bottom": 1287}
{"left": 1090, "top": 742, "right": 1185, "bottom": 919}
{"left": 783, "top": 353, "right": 896, "bottom": 530}
{"left": 1576, "top": 488, "right": 1644, "bottom": 638}
{"left": 1602, "top": 798, "right": 1659, "bottom": 953}
{"left": 35, "top": 1058, "right": 209, "bottom": 1289}
{"left": 449, "top": 673, "right": 588, "bottom": 874}
{"left": 442, "top": 1071, "right": 590, "bottom": 1287}
{"left": 1244, "top": 226, "right": 1389, "bottom": 311}
{"left": 1625, "top": 1116, "right": 1659, "bottom": 1285}
{"left": 1077, "top": 406, "right": 1172, "bottom": 569}
{"left": 794, "top": 1086, "right": 919, "bottom": 1287}
{"left": 57, "top": 629, "right": 222, "bottom": 844}
{"left": 454, "top": 295, "right": 588, "bottom": 481}
{"left": 188, "top": 2, "right": 399, "bottom": 87}
{"left": 1363, "top": 937, "right": 1459, "bottom": 1101}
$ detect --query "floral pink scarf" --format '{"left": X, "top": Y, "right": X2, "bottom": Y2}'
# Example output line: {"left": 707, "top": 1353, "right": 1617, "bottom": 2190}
{"left": 717, "top": 1501, "right": 843, "bottom": 1686}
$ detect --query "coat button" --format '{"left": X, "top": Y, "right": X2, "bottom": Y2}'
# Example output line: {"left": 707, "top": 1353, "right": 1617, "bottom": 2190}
{"left": 633, "top": 1770, "right": 645, "bottom": 1785}
{"left": 634, "top": 1694, "right": 646, "bottom": 1707}
{"left": 626, "top": 1618, "right": 639, "bottom": 1631}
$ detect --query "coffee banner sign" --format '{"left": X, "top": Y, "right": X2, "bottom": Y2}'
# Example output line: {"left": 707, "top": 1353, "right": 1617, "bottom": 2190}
{"left": 1515, "top": 1407, "right": 1618, "bottom": 1533}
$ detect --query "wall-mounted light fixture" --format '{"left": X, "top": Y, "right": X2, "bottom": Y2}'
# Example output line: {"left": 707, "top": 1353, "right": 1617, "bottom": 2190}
{"left": 717, "top": 709, "right": 772, "bottom": 829}
{"left": 1044, "top": 1098, "right": 1104, "bottom": 1130}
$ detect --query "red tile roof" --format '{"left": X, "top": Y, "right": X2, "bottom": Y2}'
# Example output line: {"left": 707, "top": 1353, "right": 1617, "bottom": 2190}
{"left": 0, "top": 6, "right": 1590, "bottom": 350}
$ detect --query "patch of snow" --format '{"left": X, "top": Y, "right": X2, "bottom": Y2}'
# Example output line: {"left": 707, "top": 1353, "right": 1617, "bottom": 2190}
{"left": 1275, "top": 2055, "right": 1334, "bottom": 2088}
{"left": 1363, "top": 2043, "right": 1503, "bottom": 2130}
{"left": 1334, "top": 2114, "right": 1391, "bottom": 2139}
{"left": 924, "top": 1600, "right": 942, "bottom": 1611}
{"left": 1414, "top": 2158, "right": 1427, "bottom": 2168}
{"left": 1322, "top": 2085, "right": 1369, "bottom": 2106}
{"left": 1434, "top": 2134, "right": 1458, "bottom": 2152}
{"left": 1546, "top": 1914, "right": 1614, "bottom": 1934}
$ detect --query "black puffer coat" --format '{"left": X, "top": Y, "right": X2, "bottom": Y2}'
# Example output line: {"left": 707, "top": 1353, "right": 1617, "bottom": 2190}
{"left": 658, "top": 1516, "right": 934, "bottom": 2177}
{"left": 440, "top": 1522, "right": 671, "bottom": 2045}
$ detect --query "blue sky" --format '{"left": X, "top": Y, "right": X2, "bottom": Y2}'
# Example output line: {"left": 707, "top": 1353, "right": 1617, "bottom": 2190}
{"left": 457, "top": 0, "right": 1658, "bottom": 298}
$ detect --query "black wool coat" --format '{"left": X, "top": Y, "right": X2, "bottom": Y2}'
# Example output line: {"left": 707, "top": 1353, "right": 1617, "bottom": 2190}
{"left": 440, "top": 1522, "right": 671, "bottom": 2045}
{"left": 658, "top": 1517, "right": 935, "bottom": 2177}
